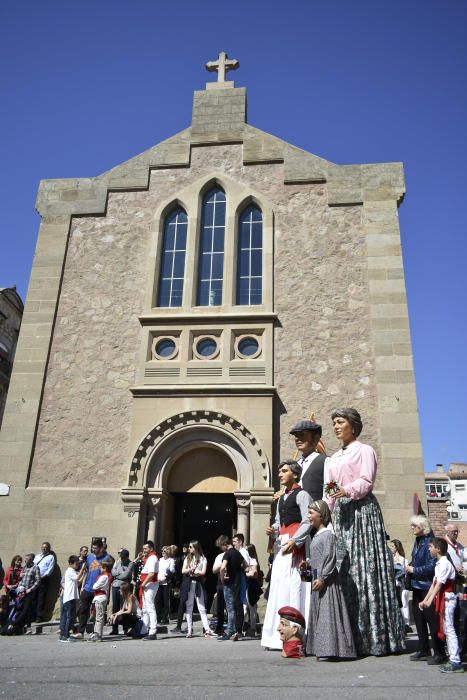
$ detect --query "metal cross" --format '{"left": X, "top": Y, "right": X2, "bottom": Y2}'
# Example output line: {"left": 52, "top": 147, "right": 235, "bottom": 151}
{"left": 205, "top": 51, "right": 239, "bottom": 83}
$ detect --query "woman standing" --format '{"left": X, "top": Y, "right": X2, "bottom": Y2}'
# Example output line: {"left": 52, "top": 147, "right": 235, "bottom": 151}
{"left": 405, "top": 515, "right": 446, "bottom": 664}
{"left": 389, "top": 539, "right": 411, "bottom": 634}
{"left": 324, "top": 407, "right": 405, "bottom": 656}
{"left": 182, "top": 541, "right": 215, "bottom": 638}
{"left": 245, "top": 544, "right": 262, "bottom": 636}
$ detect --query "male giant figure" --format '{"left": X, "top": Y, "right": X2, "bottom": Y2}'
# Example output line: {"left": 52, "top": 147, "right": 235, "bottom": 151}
{"left": 289, "top": 419, "right": 326, "bottom": 500}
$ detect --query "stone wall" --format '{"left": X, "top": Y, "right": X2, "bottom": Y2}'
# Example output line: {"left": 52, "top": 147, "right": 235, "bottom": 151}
{"left": 30, "top": 144, "right": 378, "bottom": 490}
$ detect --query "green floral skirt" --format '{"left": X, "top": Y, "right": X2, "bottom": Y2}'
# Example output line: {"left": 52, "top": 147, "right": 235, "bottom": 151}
{"left": 333, "top": 492, "right": 406, "bottom": 656}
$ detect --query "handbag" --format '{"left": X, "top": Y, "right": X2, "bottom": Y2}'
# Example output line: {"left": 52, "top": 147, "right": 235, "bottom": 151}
{"left": 404, "top": 572, "right": 412, "bottom": 591}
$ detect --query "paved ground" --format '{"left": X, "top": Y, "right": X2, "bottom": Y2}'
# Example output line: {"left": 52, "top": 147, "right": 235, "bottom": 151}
{"left": 0, "top": 625, "right": 465, "bottom": 700}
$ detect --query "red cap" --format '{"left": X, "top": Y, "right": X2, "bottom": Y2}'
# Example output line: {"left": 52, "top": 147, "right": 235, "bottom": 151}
{"left": 277, "top": 606, "right": 305, "bottom": 628}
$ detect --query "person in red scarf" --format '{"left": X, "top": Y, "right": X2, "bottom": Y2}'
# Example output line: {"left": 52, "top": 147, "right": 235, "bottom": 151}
{"left": 419, "top": 537, "right": 463, "bottom": 674}
{"left": 261, "top": 460, "right": 312, "bottom": 650}
{"left": 140, "top": 540, "right": 159, "bottom": 641}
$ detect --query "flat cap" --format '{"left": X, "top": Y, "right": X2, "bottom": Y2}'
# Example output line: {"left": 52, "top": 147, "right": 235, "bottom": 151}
{"left": 289, "top": 419, "right": 322, "bottom": 436}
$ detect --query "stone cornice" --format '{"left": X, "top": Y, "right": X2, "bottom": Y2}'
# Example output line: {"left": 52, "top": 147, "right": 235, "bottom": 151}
{"left": 130, "top": 385, "right": 276, "bottom": 397}
{"left": 138, "top": 311, "right": 278, "bottom": 326}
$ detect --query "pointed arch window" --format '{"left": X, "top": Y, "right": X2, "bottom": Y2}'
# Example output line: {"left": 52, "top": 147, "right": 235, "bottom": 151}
{"left": 236, "top": 205, "right": 263, "bottom": 305}
{"left": 197, "top": 187, "right": 226, "bottom": 306}
{"left": 157, "top": 208, "right": 188, "bottom": 307}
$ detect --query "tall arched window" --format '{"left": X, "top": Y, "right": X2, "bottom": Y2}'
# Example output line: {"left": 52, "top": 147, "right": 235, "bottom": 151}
{"left": 236, "top": 205, "right": 263, "bottom": 305}
{"left": 197, "top": 187, "right": 226, "bottom": 306}
{"left": 157, "top": 208, "right": 188, "bottom": 307}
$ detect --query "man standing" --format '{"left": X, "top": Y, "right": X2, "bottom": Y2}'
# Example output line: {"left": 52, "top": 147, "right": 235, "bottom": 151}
{"left": 73, "top": 538, "right": 113, "bottom": 638}
{"left": 289, "top": 420, "right": 326, "bottom": 500}
{"left": 443, "top": 525, "right": 465, "bottom": 572}
{"left": 33, "top": 541, "right": 55, "bottom": 622}
{"left": 218, "top": 536, "right": 246, "bottom": 642}
{"left": 140, "top": 540, "right": 159, "bottom": 641}
{"left": 261, "top": 460, "right": 312, "bottom": 650}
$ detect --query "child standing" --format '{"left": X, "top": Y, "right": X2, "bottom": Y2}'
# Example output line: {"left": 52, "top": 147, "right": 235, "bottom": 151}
{"left": 90, "top": 561, "right": 112, "bottom": 642}
{"left": 59, "top": 555, "right": 83, "bottom": 642}
{"left": 419, "top": 537, "right": 464, "bottom": 674}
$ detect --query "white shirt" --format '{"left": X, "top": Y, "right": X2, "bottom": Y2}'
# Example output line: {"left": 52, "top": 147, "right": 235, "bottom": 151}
{"left": 299, "top": 451, "right": 321, "bottom": 487}
{"left": 238, "top": 547, "right": 251, "bottom": 566}
{"left": 33, "top": 552, "right": 55, "bottom": 578}
{"left": 158, "top": 557, "right": 175, "bottom": 583}
{"left": 434, "top": 556, "right": 456, "bottom": 584}
{"left": 445, "top": 537, "right": 464, "bottom": 570}
{"left": 93, "top": 572, "right": 110, "bottom": 596}
{"left": 62, "top": 567, "right": 79, "bottom": 603}
{"left": 213, "top": 552, "right": 224, "bottom": 574}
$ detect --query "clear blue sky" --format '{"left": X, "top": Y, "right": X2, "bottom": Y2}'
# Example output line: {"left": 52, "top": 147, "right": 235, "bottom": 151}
{"left": 1, "top": 1, "right": 466, "bottom": 471}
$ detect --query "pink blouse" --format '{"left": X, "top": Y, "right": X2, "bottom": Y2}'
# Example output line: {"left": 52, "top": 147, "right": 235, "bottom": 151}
{"left": 324, "top": 440, "right": 377, "bottom": 511}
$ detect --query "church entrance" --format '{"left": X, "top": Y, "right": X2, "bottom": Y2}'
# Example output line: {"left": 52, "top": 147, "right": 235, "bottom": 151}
{"left": 173, "top": 492, "right": 237, "bottom": 562}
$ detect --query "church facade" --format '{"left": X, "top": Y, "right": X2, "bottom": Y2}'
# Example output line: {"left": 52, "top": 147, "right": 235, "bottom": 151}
{"left": 0, "top": 56, "right": 426, "bottom": 563}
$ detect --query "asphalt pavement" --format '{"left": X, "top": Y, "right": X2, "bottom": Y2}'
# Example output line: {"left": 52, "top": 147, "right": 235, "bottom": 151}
{"left": 0, "top": 625, "right": 465, "bottom": 700}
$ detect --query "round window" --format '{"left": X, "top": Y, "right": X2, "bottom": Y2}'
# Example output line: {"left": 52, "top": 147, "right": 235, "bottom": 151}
{"left": 237, "top": 336, "right": 260, "bottom": 359}
{"left": 196, "top": 337, "right": 218, "bottom": 358}
{"left": 155, "top": 338, "right": 177, "bottom": 359}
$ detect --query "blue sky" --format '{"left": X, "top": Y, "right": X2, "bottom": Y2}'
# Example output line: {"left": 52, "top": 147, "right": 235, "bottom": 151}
{"left": 1, "top": 1, "right": 466, "bottom": 471}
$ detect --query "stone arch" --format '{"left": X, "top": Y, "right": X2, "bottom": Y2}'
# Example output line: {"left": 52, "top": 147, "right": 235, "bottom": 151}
{"left": 127, "top": 409, "right": 271, "bottom": 490}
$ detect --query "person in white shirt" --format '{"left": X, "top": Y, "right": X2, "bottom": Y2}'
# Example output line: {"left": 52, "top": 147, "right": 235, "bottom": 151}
{"left": 90, "top": 561, "right": 112, "bottom": 642}
{"left": 443, "top": 524, "right": 465, "bottom": 572}
{"left": 33, "top": 541, "right": 56, "bottom": 622}
{"left": 419, "top": 537, "right": 463, "bottom": 674}
{"left": 140, "top": 540, "right": 159, "bottom": 641}
{"left": 59, "top": 555, "right": 83, "bottom": 642}
{"left": 155, "top": 546, "right": 175, "bottom": 624}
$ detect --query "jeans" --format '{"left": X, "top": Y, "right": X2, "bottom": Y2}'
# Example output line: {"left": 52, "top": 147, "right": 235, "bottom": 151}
{"left": 60, "top": 599, "right": 76, "bottom": 638}
{"left": 77, "top": 589, "right": 95, "bottom": 633}
{"left": 224, "top": 583, "right": 244, "bottom": 636}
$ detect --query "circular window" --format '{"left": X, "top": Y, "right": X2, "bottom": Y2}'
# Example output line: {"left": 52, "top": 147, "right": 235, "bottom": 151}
{"left": 195, "top": 336, "right": 218, "bottom": 359}
{"left": 154, "top": 337, "right": 177, "bottom": 360}
{"left": 235, "top": 335, "right": 261, "bottom": 359}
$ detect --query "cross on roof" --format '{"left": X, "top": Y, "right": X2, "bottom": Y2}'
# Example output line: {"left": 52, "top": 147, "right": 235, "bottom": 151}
{"left": 205, "top": 51, "right": 239, "bottom": 83}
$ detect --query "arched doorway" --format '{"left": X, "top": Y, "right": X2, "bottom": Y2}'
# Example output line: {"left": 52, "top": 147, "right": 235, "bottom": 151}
{"left": 122, "top": 410, "right": 274, "bottom": 571}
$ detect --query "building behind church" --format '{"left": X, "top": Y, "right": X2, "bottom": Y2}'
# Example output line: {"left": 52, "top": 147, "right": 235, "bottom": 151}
{"left": 0, "top": 287, "right": 23, "bottom": 429}
{"left": 0, "top": 56, "right": 426, "bottom": 563}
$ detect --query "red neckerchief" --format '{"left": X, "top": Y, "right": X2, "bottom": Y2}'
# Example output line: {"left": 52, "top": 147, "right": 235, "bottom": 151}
{"left": 434, "top": 577, "right": 455, "bottom": 639}
{"left": 139, "top": 551, "right": 157, "bottom": 607}
{"left": 282, "top": 639, "right": 305, "bottom": 658}
{"left": 444, "top": 535, "right": 459, "bottom": 555}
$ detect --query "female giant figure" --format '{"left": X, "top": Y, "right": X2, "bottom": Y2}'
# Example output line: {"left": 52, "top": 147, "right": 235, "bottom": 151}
{"left": 325, "top": 407, "right": 405, "bottom": 656}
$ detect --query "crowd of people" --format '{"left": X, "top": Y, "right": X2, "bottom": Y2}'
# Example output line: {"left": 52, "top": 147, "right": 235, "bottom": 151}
{"left": 1, "top": 408, "right": 466, "bottom": 674}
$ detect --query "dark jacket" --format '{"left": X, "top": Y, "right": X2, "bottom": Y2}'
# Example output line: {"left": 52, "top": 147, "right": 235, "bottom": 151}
{"left": 410, "top": 534, "right": 436, "bottom": 591}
